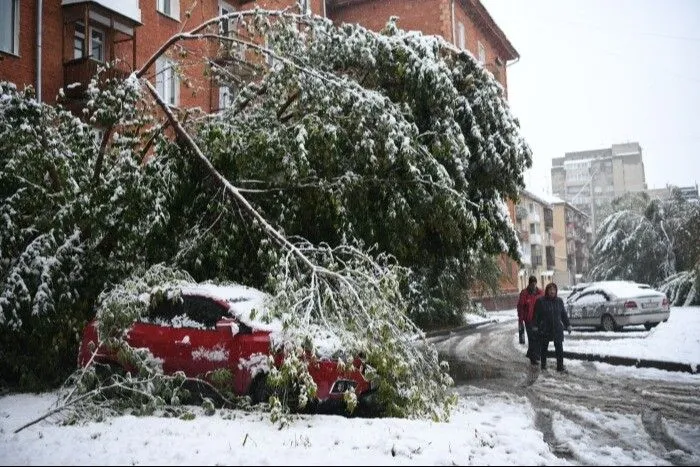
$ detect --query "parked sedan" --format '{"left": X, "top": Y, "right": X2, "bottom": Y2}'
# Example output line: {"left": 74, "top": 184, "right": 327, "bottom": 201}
{"left": 566, "top": 281, "right": 670, "bottom": 331}
{"left": 78, "top": 282, "right": 376, "bottom": 413}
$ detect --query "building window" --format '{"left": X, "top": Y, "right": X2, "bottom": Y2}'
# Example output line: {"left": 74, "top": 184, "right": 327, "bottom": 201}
{"left": 155, "top": 57, "right": 179, "bottom": 106}
{"left": 218, "top": 85, "right": 236, "bottom": 110}
{"left": 457, "top": 22, "right": 465, "bottom": 50}
{"left": 157, "top": 0, "right": 180, "bottom": 20}
{"left": 73, "top": 23, "right": 105, "bottom": 61}
{"left": 219, "top": 1, "right": 234, "bottom": 36}
{"left": 0, "top": 0, "right": 19, "bottom": 55}
{"left": 478, "top": 41, "right": 486, "bottom": 64}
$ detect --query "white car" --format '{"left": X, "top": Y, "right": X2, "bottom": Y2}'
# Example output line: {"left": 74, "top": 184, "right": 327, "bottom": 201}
{"left": 566, "top": 281, "right": 670, "bottom": 331}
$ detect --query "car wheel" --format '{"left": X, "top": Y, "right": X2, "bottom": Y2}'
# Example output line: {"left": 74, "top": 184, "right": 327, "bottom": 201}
{"left": 601, "top": 314, "right": 617, "bottom": 332}
{"left": 250, "top": 375, "right": 302, "bottom": 411}
{"left": 250, "top": 374, "right": 274, "bottom": 405}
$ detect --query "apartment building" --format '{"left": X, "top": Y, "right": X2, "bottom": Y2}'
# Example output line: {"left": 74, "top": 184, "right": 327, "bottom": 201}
{"left": 551, "top": 142, "right": 647, "bottom": 234}
{"left": 1, "top": 0, "right": 521, "bottom": 304}
{"left": 550, "top": 197, "right": 590, "bottom": 288}
{"left": 514, "top": 190, "right": 556, "bottom": 290}
{"left": 647, "top": 183, "right": 699, "bottom": 203}
{"left": 513, "top": 191, "right": 590, "bottom": 291}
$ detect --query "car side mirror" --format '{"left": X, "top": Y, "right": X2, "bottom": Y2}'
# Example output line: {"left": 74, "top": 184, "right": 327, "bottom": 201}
{"left": 216, "top": 319, "right": 240, "bottom": 336}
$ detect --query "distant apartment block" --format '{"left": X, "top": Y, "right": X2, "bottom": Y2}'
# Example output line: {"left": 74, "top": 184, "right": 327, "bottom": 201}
{"left": 550, "top": 197, "right": 590, "bottom": 288}
{"left": 514, "top": 190, "right": 555, "bottom": 289}
{"left": 515, "top": 191, "right": 590, "bottom": 290}
{"left": 551, "top": 142, "right": 647, "bottom": 234}
{"left": 647, "top": 183, "right": 699, "bottom": 202}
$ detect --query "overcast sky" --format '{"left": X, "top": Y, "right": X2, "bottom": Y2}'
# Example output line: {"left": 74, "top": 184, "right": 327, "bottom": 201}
{"left": 481, "top": 0, "right": 700, "bottom": 192}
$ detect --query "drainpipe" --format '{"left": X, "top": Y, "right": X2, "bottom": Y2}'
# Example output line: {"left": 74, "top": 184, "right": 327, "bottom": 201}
{"left": 451, "top": 0, "right": 456, "bottom": 46}
{"left": 35, "top": 0, "right": 43, "bottom": 102}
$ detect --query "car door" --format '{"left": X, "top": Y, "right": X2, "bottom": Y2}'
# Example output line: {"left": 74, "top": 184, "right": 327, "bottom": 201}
{"left": 172, "top": 295, "right": 233, "bottom": 379}
{"left": 127, "top": 295, "right": 186, "bottom": 374}
{"left": 569, "top": 290, "right": 609, "bottom": 326}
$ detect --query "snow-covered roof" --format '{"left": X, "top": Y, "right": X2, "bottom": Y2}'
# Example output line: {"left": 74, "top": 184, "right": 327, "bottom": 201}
{"left": 177, "top": 282, "right": 281, "bottom": 333}
{"left": 62, "top": 0, "right": 141, "bottom": 23}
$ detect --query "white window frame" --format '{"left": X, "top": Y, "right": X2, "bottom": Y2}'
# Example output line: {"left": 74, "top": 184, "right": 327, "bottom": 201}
{"left": 219, "top": 1, "right": 234, "bottom": 36}
{"left": 155, "top": 57, "right": 180, "bottom": 106}
{"left": 0, "top": 0, "right": 20, "bottom": 55}
{"left": 478, "top": 41, "right": 486, "bottom": 64}
{"left": 73, "top": 23, "right": 105, "bottom": 61}
{"left": 157, "top": 0, "right": 180, "bottom": 21}
{"left": 456, "top": 22, "right": 465, "bottom": 50}
{"left": 218, "top": 1, "right": 244, "bottom": 59}
{"left": 218, "top": 85, "right": 236, "bottom": 111}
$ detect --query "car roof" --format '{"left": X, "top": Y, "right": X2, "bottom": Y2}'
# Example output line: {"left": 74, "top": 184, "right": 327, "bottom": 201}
{"left": 574, "top": 281, "right": 663, "bottom": 300}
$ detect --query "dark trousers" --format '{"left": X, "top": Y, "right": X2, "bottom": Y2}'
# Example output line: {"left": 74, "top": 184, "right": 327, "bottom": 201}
{"left": 540, "top": 338, "right": 564, "bottom": 370}
{"left": 525, "top": 322, "right": 539, "bottom": 363}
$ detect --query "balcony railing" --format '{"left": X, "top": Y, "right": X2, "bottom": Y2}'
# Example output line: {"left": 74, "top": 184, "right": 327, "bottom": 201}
{"left": 63, "top": 58, "right": 130, "bottom": 98}
{"left": 529, "top": 233, "right": 542, "bottom": 245}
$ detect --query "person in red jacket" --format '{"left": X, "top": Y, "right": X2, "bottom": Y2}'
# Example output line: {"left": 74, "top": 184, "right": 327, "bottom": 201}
{"left": 517, "top": 275, "right": 544, "bottom": 365}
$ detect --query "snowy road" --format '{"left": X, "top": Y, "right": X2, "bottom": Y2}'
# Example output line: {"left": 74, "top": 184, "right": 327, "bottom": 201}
{"left": 433, "top": 320, "right": 700, "bottom": 466}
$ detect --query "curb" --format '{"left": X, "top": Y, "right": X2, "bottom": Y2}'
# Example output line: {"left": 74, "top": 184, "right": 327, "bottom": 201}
{"left": 426, "top": 323, "right": 697, "bottom": 374}
{"left": 556, "top": 351, "right": 697, "bottom": 374}
{"left": 425, "top": 320, "right": 498, "bottom": 339}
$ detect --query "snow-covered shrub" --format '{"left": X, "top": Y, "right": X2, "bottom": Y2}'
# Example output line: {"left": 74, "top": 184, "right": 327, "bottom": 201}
{"left": 658, "top": 264, "right": 699, "bottom": 306}
{"left": 590, "top": 192, "right": 700, "bottom": 288}
{"left": 0, "top": 77, "right": 169, "bottom": 390}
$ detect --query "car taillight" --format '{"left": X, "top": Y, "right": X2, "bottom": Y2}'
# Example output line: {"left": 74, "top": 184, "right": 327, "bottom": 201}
{"left": 624, "top": 300, "right": 638, "bottom": 309}
{"left": 662, "top": 298, "right": 669, "bottom": 307}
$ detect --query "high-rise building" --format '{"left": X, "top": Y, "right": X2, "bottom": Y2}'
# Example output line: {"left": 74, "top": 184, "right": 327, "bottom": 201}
{"left": 551, "top": 142, "right": 647, "bottom": 233}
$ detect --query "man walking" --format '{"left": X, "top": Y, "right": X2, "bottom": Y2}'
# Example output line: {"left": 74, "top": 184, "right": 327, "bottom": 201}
{"left": 516, "top": 275, "right": 544, "bottom": 365}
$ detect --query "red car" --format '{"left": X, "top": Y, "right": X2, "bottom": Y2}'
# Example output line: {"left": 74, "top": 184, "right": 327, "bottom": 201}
{"left": 78, "top": 283, "right": 376, "bottom": 413}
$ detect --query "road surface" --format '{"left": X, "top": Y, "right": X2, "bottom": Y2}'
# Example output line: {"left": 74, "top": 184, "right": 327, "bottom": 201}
{"left": 431, "top": 320, "right": 700, "bottom": 466}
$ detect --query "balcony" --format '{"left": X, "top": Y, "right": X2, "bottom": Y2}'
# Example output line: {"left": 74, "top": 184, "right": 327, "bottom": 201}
{"left": 61, "top": 1, "right": 140, "bottom": 102}
{"left": 63, "top": 58, "right": 131, "bottom": 98}
{"left": 529, "top": 233, "right": 542, "bottom": 245}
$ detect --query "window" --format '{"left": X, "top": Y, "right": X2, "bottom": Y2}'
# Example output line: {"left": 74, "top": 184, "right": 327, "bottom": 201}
{"left": 478, "top": 41, "right": 486, "bottom": 64}
{"left": 155, "top": 57, "right": 179, "bottom": 106}
{"left": 74, "top": 23, "right": 105, "bottom": 61}
{"left": 218, "top": 85, "right": 236, "bottom": 110}
{"left": 0, "top": 0, "right": 19, "bottom": 55}
{"left": 91, "top": 28, "right": 104, "bottom": 61}
{"left": 457, "top": 22, "right": 465, "bottom": 50}
{"left": 182, "top": 296, "right": 226, "bottom": 329}
{"left": 219, "top": 1, "right": 234, "bottom": 36}
{"left": 157, "top": 0, "right": 180, "bottom": 20}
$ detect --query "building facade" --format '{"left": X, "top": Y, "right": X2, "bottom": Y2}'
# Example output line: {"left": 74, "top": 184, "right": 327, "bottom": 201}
{"left": 1, "top": 0, "right": 521, "bottom": 306}
{"left": 514, "top": 190, "right": 556, "bottom": 290}
{"left": 647, "top": 183, "right": 699, "bottom": 203}
{"left": 550, "top": 197, "right": 590, "bottom": 288}
{"left": 551, "top": 142, "right": 647, "bottom": 234}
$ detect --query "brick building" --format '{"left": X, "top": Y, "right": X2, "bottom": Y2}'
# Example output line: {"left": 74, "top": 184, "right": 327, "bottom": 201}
{"left": 1, "top": 0, "right": 521, "bottom": 307}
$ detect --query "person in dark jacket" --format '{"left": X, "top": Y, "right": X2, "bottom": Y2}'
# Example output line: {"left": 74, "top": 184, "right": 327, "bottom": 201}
{"left": 533, "top": 282, "right": 571, "bottom": 372}
{"left": 516, "top": 276, "right": 544, "bottom": 365}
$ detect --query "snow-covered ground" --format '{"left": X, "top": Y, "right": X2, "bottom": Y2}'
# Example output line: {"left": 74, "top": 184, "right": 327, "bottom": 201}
{"left": 1, "top": 306, "right": 698, "bottom": 466}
